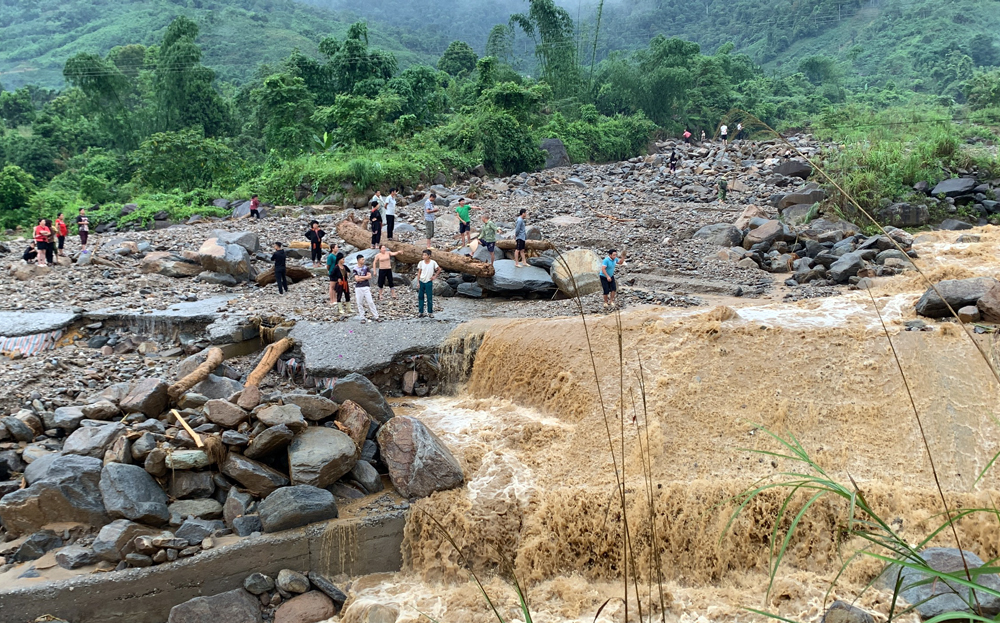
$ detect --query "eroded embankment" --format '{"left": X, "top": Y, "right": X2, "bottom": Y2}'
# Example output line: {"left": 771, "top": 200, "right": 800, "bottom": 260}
{"left": 395, "top": 301, "right": 1000, "bottom": 622}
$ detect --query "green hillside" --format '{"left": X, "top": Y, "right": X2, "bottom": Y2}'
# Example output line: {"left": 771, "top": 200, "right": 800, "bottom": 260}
{"left": 0, "top": 0, "right": 432, "bottom": 89}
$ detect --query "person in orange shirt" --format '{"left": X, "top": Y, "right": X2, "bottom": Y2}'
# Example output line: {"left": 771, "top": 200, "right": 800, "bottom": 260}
{"left": 33, "top": 219, "right": 51, "bottom": 267}
{"left": 55, "top": 212, "right": 68, "bottom": 256}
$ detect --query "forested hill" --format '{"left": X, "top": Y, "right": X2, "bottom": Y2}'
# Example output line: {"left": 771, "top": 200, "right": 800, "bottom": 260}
{"left": 0, "top": 0, "right": 432, "bottom": 89}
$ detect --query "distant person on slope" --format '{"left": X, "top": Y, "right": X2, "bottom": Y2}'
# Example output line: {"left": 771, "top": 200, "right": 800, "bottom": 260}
{"left": 43, "top": 219, "right": 55, "bottom": 265}
{"left": 477, "top": 213, "right": 498, "bottom": 264}
{"left": 669, "top": 151, "right": 678, "bottom": 174}
{"left": 76, "top": 208, "right": 89, "bottom": 251}
{"left": 272, "top": 242, "right": 288, "bottom": 294}
{"left": 683, "top": 129, "right": 692, "bottom": 144}
{"left": 250, "top": 194, "right": 261, "bottom": 219}
{"left": 719, "top": 123, "right": 728, "bottom": 146}
{"left": 600, "top": 248, "right": 626, "bottom": 308}
{"left": 305, "top": 220, "right": 325, "bottom": 267}
{"left": 513, "top": 208, "right": 528, "bottom": 267}
{"left": 718, "top": 177, "right": 728, "bottom": 202}
{"left": 371, "top": 190, "right": 387, "bottom": 220}
{"left": 736, "top": 122, "right": 744, "bottom": 141}
{"left": 329, "top": 252, "right": 350, "bottom": 315}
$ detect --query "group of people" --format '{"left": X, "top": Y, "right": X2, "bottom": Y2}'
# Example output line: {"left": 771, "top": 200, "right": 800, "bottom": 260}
{"left": 681, "top": 122, "right": 745, "bottom": 146}
{"left": 26, "top": 208, "right": 90, "bottom": 266}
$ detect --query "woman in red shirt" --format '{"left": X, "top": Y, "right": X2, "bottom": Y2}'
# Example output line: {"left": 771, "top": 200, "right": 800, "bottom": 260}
{"left": 33, "top": 219, "right": 51, "bottom": 266}
{"left": 55, "top": 213, "right": 68, "bottom": 256}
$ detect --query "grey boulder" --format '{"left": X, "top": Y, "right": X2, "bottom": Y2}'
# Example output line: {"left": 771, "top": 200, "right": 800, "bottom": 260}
{"left": 916, "top": 277, "right": 998, "bottom": 318}
{"left": 288, "top": 427, "right": 360, "bottom": 488}
{"left": 0, "top": 455, "right": 109, "bottom": 535}
{"left": 882, "top": 548, "right": 1000, "bottom": 618}
{"left": 377, "top": 416, "right": 464, "bottom": 499}
{"left": 693, "top": 223, "right": 743, "bottom": 247}
{"left": 100, "top": 463, "right": 170, "bottom": 525}
{"left": 258, "top": 485, "right": 338, "bottom": 533}
{"left": 478, "top": 260, "right": 556, "bottom": 295}
{"left": 330, "top": 373, "right": 394, "bottom": 423}
{"left": 167, "top": 588, "right": 262, "bottom": 623}
{"left": 64, "top": 423, "right": 127, "bottom": 458}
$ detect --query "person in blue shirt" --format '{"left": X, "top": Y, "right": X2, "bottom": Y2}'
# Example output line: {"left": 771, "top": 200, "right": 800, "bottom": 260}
{"left": 513, "top": 208, "right": 528, "bottom": 267}
{"left": 599, "top": 248, "right": 626, "bottom": 308}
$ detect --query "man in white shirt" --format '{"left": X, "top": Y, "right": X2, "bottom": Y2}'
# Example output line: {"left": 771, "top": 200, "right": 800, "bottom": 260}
{"left": 424, "top": 193, "right": 439, "bottom": 249}
{"left": 385, "top": 188, "right": 398, "bottom": 240}
{"left": 720, "top": 123, "right": 728, "bottom": 146}
{"left": 416, "top": 249, "right": 441, "bottom": 318}
{"left": 371, "top": 190, "right": 387, "bottom": 219}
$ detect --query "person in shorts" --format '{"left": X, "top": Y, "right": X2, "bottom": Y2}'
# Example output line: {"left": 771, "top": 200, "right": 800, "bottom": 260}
{"left": 76, "top": 208, "right": 89, "bottom": 251}
{"left": 513, "top": 208, "right": 528, "bottom": 267}
{"left": 455, "top": 198, "right": 473, "bottom": 246}
{"left": 424, "top": 193, "right": 438, "bottom": 248}
{"left": 719, "top": 123, "right": 728, "bottom": 146}
{"left": 33, "top": 219, "right": 51, "bottom": 266}
{"left": 477, "top": 213, "right": 498, "bottom": 264}
{"left": 374, "top": 244, "right": 400, "bottom": 300}
{"left": 600, "top": 248, "right": 626, "bottom": 308}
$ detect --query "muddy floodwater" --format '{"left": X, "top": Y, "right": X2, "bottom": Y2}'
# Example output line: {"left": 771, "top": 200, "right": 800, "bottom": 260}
{"left": 324, "top": 227, "right": 1000, "bottom": 623}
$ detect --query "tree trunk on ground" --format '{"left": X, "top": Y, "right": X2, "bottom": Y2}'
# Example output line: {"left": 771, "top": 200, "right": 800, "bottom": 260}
{"left": 256, "top": 265, "right": 314, "bottom": 286}
{"left": 169, "top": 347, "right": 225, "bottom": 400}
{"left": 495, "top": 239, "right": 554, "bottom": 251}
{"left": 337, "top": 218, "right": 496, "bottom": 278}
{"left": 245, "top": 338, "right": 294, "bottom": 388}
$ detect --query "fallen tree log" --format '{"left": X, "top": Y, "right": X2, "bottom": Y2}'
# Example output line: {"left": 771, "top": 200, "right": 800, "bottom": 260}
{"left": 256, "top": 265, "right": 314, "bottom": 286}
{"left": 245, "top": 337, "right": 294, "bottom": 388}
{"left": 168, "top": 347, "right": 224, "bottom": 400}
{"left": 337, "top": 218, "right": 495, "bottom": 278}
{"left": 495, "top": 239, "right": 554, "bottom": 251}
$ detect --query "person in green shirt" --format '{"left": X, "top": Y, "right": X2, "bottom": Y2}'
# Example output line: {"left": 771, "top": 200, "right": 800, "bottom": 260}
{"left": 477, "top": 213, "right": 499, "bottom": 264}
{"left": 455, "top": 198, "right": 475, "bottom": 247}
{"left": 718, "top": 177, "right": 728, "bottom": 202}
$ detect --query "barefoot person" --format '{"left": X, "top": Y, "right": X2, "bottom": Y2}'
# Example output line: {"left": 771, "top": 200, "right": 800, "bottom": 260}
{"left": 513, "top": 208, "right": 528, "bottom": 267}
{"left": 271, "top": 242, "right": 288, "bottom": 294}
{"left": 477, "top": 213, "right": 498, "bottom": 264}
{"left": 76, "top": 208, "right": 89, "bottom": 251}
{"left": 305, "top": 220, "right": 325, "bottom": 267}
{"left": 417, "top": 249, "right": 441, "bottom": 318}
{"left": 352, "top": 254, "right": 379, "bottom": 322}
{"left": 374, "top": 244, "right": 400, "bottom": 300}
{"left": 600, "top": 248, "right": 626, "bottom": 308}
{"left": 424, "top": 193, "right": 439, "bottom": 248}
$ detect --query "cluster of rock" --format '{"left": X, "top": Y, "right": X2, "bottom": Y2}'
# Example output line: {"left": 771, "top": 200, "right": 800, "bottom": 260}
{"left": 915, "top": 274, "right": 1000, "bottom": 322}
{"left": 163, "top": 568, "right": 399, "bottom": 623}
{"left": 141, "top": 230, "right": 260, "bottom": 286}
{"left": 878, "top": 177, "right": 1000, "bottom": 228}
{"left": 0, "top": 353, "right": 464, "bottom": 574}
{"left": 697, "top": 204, "right": 917, "bottom": 286}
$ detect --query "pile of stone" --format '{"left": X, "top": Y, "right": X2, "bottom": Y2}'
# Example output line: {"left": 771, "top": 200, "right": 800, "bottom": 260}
{"left": 878, "top": 177, "right": 1000, "bottom": 229}
{"left": 698, "top": 204, "right": 917, "bottom": 287}
{"left": 915, "top": 275, "right": 1000, "bottom": 322}
{"left": 0, "top": 352, "right": 464, "bottom": 573}
{"left": 165, "top": 568, "right": 398, "bottom": 623}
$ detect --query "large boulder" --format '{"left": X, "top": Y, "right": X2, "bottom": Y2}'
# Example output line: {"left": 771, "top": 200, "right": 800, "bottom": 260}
{"left": 828, "top": 251, "right": 866, "bottom": 284}
{"left": 876, "top": 203, "right": 929, "bottom": 228}
{"left": 772, "top": 160, "right": 812, "bottom": 179}
{"left": 274, "top": 591, "right": 336, "bottom": 623}
{"left": 777, "top": 188, "right": 826, "bottom": 211}
{"left": 100, "top": 463, "right": 170, "bottom": 525}
{"left": 120, "top": 378, "right": 169, "bottom": 417}
{"left": 221, "top": 454, "right": 290, "bottom": 497}
{"left": 245, "top": 424, "right": 295, "bottom": 460}
{"left": 549, "top": 249, "right": 602, "bottom": 297}
{"left": 330, "top": 373, "right": 394, "bottom": 424}
{"left": 335, "top": 401, "right": 374, "bottom": 451}
{"left": 63, "top": 422, "right": 127, "bottom": 458}
{"left": 916, "top": 277, "right": 998, "bottom": 318}
{"left": 192, "top": 374, "right": 244, "bottom": 400}
{"left": 198, "top": 238, "right": 252, "bottom": 280}
{"left": 140, "top": 252, "right": 202, "bottom": 278}
{"left": 742, "top": 220, "right": 788, "bottom": 249}
{"left": 257, "top": 404, "right": 307, "bottom": 432}
{"left": 931, "top": 178, "right": 978, "bottom": 198}
{"left": 167, "top": 588, "right": 263, "bottom": 623}
{"left": 288, "top": 427, "right": 360, "bottom": 488}
{"left": 479, "top": 260, "right": 556, "bottom": 295}
{"left": 693, "top": 224, "right": 743, "bottom": 247}
{"left": 258, "top": 485, "right": 338, "bottom": 533}
{"left": 377, "top": 416, "right": 464, "bottom": 499}
{"left": 540, "top": 138, "right": 571, "bottom": 169}
{"left": 977, "top": 283, "right": 1000, "bottom": 323}
{"left": 204, "top": 399, "right": 248, "bottom": 428}
{"left": 210, "top": 230, "right": 260, "bottom": 254}
{"left": 881, "top": 548, "right": 1000, "bottom": 618}
{"left": 0, "top": 455, "right": 109, "bottom": 535}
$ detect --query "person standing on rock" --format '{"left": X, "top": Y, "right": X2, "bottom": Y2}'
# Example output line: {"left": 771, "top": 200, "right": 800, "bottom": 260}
{"left": 513, "top": 208, "right": 528, "bottom": 267}
{"left": 43, "top": 219, "right": 55, "bottom": 265}
{"left": 353, "top": 254, "right": 379, "bottom": 322}
{"left": 477, "top": 213, "right": 498, "bottom": 264}
{"left": 272, "top": 242, "right": 288, "bottom": 294}
{"left": 455, "top": 198, "right": 474, "bottom": 247}
{"left": 76, "top": 207, "right": 89, "bottom": 251}
{"left": 424, "top": 193, "right": 439, "bottom": 249}
{"left": 717, "top": 177, "right": 728, "bottom": 202}
{"left": 417, "top": 249, "right": 441, "bottom": 318}
{"left": 669, "top": 151, "right": 678, "bottom": 174}
{"left": 305, "top": 220, "right": 325, "bottom": 267}
{"left": 701, "top": 130, "right": 706, "bottom": 143}
{"left": 55, "top": 213, "right": 67, "bottom": 257}
{"left": 371, "top": 190, "right": 387, "bottom": 220}
{"left": 329, "top": 252, "right": 350, "bottom": 315}
{"left": 250, "top": 194, "right": 261, "bottom": 219}
{"left": 369, "top": 200, "right": 383, "bottom": 249}
{"left": 375, "top": 244, "right": 401, "bottom": 300}
{"left": 683, "top": 129, "right": 692, "bottom": 144}
{"left": 719, "top": 123, "right": 728, "bottom": 146}
{"left": 385, "top": 188, "right": 398, "bottom": 240}
{"left": 736, "top": 122, "right": 744, "bottom": 141}
{"left": 600, "top": 248, "right": 625, "bottom": 308}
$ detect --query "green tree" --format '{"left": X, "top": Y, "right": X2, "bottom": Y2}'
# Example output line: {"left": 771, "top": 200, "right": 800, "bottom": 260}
{"left": 64, "top": 52, "right": 141, "bottom": 150}
{"left": 478, "top": 111, "right": 543, "bottom": 175}
{"left": 130, "top": 128, "right": 235, "bottom": 192}
{"left": 0, "top": 88, "right": 35, "bottom": 126}
{"left": 314, "top": 93, "right": 402, "bottom": 146}
{"left": 0, "top": 165, "right": 37, "bottom": 228}
{"left": 253, "top": 73, "right": 316, "bottom": 154}
{"left": 328, "top": 23, "right": 398, "bottom": 95}
{"left": 438, "top": 41, "right": 478, "bottom": 76}
{"left": 968, "top": 34, "right": 1000, "bottom": 67}
{"left": 966, "top": 69, "right": 1000, "bottom": 109}
{"left": 510, "top": 0, "right": 580, "bottom": 98}
{"left": 485, "top": 25, "right": 515, "bottom": 66}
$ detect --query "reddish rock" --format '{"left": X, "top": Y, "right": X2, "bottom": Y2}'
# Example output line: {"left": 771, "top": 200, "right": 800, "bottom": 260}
{"left": 335, "top": 400, "right": 373, "bottom": 450}
{"left": 376, "top": 416, "right": 464, "bottom": 499}
{"left": 274, "top": 591, "right": 335, "bottom": 623}
{"left": 978, "top": 283, "right": 1000, "bottom": 323}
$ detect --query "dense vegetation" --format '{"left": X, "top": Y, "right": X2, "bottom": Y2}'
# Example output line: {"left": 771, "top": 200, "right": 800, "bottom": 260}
{"left": 0, "top": 0, "right": 998, "bottom": 232}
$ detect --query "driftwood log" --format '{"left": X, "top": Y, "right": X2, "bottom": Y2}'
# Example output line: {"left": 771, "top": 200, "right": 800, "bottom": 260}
{"left": 168, "top": 347, "right": 224, "bottom": 400}
{"left": 337, "top": 218, "right": 496, "bottom": 278}
{"left": 245, "top": 338, "right": 294, "bottom": 388}
{"left": 256, "top": 265, "right": 314, "bottom": 286}
{"left": 495, "top": 239, "right": 554, "bottom": 251}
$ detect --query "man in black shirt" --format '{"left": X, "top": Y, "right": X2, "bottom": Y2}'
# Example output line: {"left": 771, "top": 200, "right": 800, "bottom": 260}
{"left": 271, "top": 242, "right": 288, "bottom": 294}
{"left": 305, "top": 221, "right": 325, "bottom": 267}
